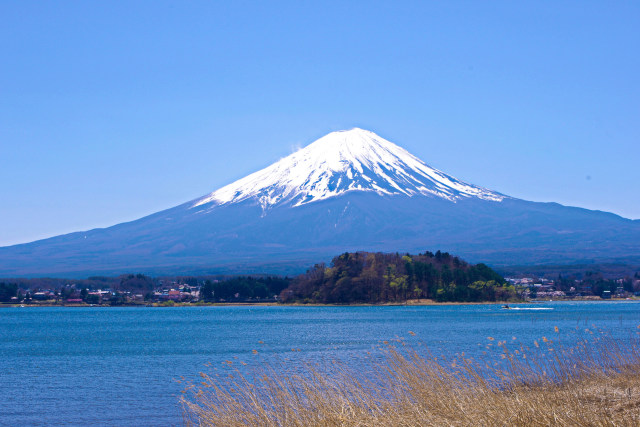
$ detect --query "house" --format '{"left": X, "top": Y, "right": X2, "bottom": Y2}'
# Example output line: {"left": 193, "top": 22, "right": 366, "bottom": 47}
{"left": 168, "top": 290, "right": 182, "bottom": 301}
{"left": 33, "top": 292, "right": 51, "bottom": 301}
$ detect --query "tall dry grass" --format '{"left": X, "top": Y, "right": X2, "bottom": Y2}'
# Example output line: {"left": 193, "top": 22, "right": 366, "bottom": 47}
{"left": 180, "top": 335, "right": 640, "bottom": 426}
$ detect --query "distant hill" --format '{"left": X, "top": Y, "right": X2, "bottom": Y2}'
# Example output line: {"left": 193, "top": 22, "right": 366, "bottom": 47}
{"left": 1, "top": 128, "right": 639, "bottom": 278}
{"left": 280, "top": 250, "right": 518, "bottom": 304}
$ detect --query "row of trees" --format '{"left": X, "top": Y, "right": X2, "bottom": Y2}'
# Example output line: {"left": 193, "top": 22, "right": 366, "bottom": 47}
{"left": 0, "top": 282, "right": 18, "bottom": 302}
{"left": 200, "top": 276, "right": 291, "bottom": 301}
{"left": 280, "top": 251, "right": 518, "bottom": 304}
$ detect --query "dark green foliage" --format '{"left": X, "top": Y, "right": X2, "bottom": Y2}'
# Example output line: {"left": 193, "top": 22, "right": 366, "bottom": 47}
{"left": 177, "top": 277, "right": 199, "bottom": 287}
{"left": 581, "top": 272, "right": 611, "bottom": 296}
{"left": 0, "top": 282, "right": 18, "bottom": 302}
{"left": 280, "top": 251, "right": 517, "bottom": 304}
{"left": 200, "top": 281, "right": 215, "bottom": 301}
{"left": 109, "top": 293, "right": 125, "bottom": 306}
{"left": 118, "top": 274, "right": 154, "bottom": 293}
{"left": 85, "top": 294, "right": 100, "bottom": 304}
{"left": 201, "top": 276, "right": 290, "bottom": 302}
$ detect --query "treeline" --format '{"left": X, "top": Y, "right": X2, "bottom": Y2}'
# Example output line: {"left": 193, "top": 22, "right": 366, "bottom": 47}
{"left": 280, "top": 251, "right": 518, "bottom": 304}
{"left": 2, "top": 251, "right": 519, "bottom": 305}
{"left": 200, "top": 276, "right": 290, "bottom": 301}
{"left": 553, "top": 271, "right": 639, "bottom": 296}
{"left": 0, "top": 274, "right": 223, "bottom": 294}
{"left": 1, "top": 275, "right": 158, "bottom": 294}
{"left": 0, "top": 282, "right": 18, "bottom": 302}
{"left": 500, "top": 264, "right": 640, "bottom": 281}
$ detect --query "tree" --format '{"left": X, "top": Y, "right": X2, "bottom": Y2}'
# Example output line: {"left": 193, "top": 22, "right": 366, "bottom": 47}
{"left": 200, "top": 280, "right": 215, "bottom": 302}
{"left": 0, "top": 283, "right": 18, "bottom": 302}
{"left": 253, "top": 284, "right": 269, "bottom": 299}
{"left": 85, "top": 294, "right": 100, "bottom": 304}
{"left": 412, "top": 286, "right": 422, "bottom": 299}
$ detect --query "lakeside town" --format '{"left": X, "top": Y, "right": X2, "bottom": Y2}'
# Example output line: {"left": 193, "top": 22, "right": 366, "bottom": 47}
{"left": 2, "top": 270, "right": 639, "bottom": 306}
{"left": 0, "top": 276, "right": 278, "bottom": 306}
{"left": 505, "top": 276, "right": 640, "bottom": 300}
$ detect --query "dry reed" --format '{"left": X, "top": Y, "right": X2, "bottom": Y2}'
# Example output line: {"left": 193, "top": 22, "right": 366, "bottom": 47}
{"left": 180, "top": 335, "right": 640, "bottom": 426}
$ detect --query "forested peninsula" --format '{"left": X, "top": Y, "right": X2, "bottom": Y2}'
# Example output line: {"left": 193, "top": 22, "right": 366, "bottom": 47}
{"left": 279, "top": 250, "right": 518, "bottom": 304}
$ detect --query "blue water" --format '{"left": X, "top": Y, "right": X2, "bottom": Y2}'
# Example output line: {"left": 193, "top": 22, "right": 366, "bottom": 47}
{"left": 1, "top": 301, "right": 640, "bottom": 426}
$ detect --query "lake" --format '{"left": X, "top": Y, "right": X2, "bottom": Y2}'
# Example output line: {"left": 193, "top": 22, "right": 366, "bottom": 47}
{"left": 1, "top": 301, "right": 639, "bottom": 426}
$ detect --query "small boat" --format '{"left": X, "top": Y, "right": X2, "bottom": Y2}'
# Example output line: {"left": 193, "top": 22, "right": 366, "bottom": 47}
{"left": 502, "top": 304, "right": 511, "bottom": 309}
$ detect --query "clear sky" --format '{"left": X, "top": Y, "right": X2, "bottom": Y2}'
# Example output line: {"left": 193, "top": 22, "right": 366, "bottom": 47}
{"left": 1, "top": 1, "right": 638, "bottom": 247}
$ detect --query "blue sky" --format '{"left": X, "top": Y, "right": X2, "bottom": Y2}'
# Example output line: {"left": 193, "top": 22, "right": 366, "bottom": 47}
{"left": 1, "top": 1, "right": 638, "bottom": 246}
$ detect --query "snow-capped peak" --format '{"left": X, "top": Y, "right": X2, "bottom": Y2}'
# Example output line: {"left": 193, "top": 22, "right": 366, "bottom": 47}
{"left": 193, "top": 128, "right": 505, "bottom": 210}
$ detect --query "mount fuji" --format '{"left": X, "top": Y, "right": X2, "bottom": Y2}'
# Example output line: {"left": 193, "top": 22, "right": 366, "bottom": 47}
{"left": 193, "top": 128, "right": 505, "bottom": 210}
{"left": 1, "top": 128, "right": 639, "bottom": 277}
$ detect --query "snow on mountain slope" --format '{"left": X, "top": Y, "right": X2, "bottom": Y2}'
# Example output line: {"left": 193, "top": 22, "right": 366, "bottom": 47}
{"left": 193, "top": 128, "right": 505, "bottom": 211}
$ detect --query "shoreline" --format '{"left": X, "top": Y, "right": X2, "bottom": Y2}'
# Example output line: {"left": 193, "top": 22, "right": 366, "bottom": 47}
{"left": 3, "top": 297, "right": 637, "bottom": 308}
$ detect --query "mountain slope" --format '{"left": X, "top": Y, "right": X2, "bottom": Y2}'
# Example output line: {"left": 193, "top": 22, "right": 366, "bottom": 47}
{"left": 193, "top": 128, "right": 504, "bottom": 211}
{"left": 1, "top": 129, "right": 638, "bottom": 278}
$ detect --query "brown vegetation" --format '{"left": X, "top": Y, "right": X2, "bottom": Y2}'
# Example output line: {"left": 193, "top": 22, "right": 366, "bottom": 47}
{"left": 181, "top": 336, "right": 640, "bottom": 426}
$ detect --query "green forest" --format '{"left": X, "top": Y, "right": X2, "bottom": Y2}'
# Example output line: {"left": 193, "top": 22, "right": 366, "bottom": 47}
{"left": 280, "top": 251, "right": 518, "bottom": 304}
{"left": 200, "top": 276, "right": 290, "bottom": 301}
